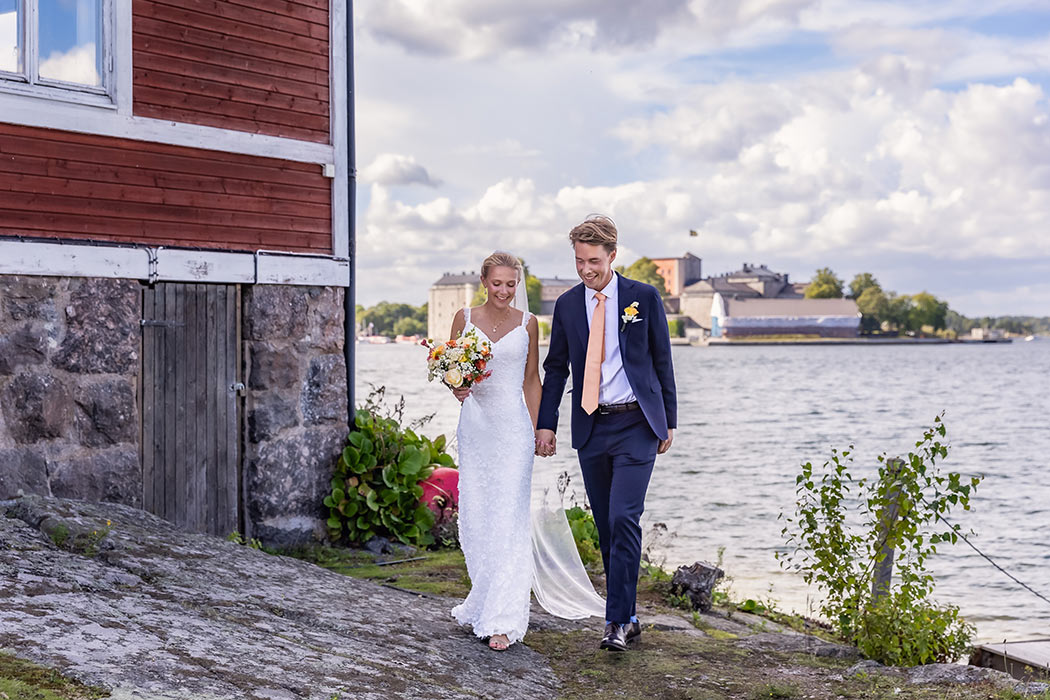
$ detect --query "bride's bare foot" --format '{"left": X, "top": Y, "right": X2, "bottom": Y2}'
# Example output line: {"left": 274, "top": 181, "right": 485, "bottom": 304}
{"left": 488, "top": 634, "right": 510, "bottom": 651}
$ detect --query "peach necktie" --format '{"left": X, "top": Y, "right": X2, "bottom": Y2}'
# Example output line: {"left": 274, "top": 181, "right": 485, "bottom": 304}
{"left": 582, "top": 292, "right": 606, "bottom": 415}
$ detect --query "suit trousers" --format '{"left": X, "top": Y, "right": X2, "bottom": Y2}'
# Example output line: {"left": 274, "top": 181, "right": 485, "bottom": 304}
{"left": 577, "top": 408, "right": 658, "bottom": 624}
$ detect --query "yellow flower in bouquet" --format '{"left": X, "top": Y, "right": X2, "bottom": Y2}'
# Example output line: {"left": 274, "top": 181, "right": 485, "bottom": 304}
{"left": 421, "top": 328, "right": 494, "bottom": 389}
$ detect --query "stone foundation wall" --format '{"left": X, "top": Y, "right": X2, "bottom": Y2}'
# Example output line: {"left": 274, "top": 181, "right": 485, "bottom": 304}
{"left": 0, "top": 275, "right": 349, "bottom": 548}
{"left": 242, "top": 285, "right": 348, "bottom": 546}
{"left": 0, "top": 276, "right": 142, "bottom": 506}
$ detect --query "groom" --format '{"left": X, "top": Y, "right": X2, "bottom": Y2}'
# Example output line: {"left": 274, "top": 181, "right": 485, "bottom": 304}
{"left": 536, "top": 215, "right": 677, "bottom": 652}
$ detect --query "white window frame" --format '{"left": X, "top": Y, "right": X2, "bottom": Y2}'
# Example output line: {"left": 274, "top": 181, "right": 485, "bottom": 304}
{"left": 0, "top": 0, "right": 119, "bottom": 108}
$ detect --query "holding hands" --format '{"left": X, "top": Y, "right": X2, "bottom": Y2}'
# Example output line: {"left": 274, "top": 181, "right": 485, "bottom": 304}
{"left": 535, "top": 428, "right": 556, "bottom": 458}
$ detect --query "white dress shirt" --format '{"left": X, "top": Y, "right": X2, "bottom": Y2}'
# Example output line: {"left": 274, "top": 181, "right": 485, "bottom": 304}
{"left": 585, "top": 273, "right": 637, "bottom": 405}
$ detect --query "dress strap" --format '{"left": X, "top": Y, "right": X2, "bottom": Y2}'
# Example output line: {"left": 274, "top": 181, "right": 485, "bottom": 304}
{"left": 520, "top": 309, "right": 531, "bottom": 327}
{"left": 463, "top": 306, "right": 471, "bottom": 326}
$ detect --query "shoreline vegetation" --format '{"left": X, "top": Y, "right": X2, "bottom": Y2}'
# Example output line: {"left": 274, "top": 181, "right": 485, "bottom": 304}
{"left": 6, "top": 395, "right": 1049, "bottom": 698}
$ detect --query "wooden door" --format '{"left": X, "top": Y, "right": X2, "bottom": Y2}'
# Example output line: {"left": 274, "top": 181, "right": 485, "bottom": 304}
{"left": 141, "top": 283, "right": 242, "bottom": 537}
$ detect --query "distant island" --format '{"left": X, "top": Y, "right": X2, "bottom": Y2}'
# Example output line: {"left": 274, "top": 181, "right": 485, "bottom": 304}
{"left": 357, "top": 257, "right": 1049, "bottom": 345}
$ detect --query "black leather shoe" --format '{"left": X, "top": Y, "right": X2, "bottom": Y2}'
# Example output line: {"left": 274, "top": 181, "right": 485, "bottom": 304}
{"left": 625, "top": 620, "right": 641, "bottom": 644}
{"left": 600, "top": 623, "right": 628, "bottom": 652}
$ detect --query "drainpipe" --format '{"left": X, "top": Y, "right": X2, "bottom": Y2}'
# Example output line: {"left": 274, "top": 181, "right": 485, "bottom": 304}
{"left": 344, "top": 0, "right": 357, "bottom": 429}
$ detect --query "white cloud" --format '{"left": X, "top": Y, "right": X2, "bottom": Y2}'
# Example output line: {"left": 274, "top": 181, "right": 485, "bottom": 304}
{"left": 0, "top": 11, "right": 17, "bottom": 74}
{"left": 353, "top": 1, "right": 1050, "bottom": 314}
{"left": 39, "top": 43, "right": 99, "bottom": 86}
{"left": 360, "top": 153, "right": 442, "bottom": 187}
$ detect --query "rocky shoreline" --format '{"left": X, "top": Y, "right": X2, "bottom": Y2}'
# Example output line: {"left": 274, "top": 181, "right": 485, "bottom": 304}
{"left": 1, "top": 495, "right": 1047, "bottom": 700}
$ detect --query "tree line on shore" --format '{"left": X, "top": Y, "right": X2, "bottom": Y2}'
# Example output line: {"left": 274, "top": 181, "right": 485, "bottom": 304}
{"left": 806, "top": 268, "right": 1048, "bottom": 336}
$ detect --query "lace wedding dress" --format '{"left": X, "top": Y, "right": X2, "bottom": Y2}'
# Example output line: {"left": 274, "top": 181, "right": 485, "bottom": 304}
{"left": 452, "top": 307, "right": 535, "bottom": 642}
{"left": 451, "top": 302, "right": 605, "bottom": 644}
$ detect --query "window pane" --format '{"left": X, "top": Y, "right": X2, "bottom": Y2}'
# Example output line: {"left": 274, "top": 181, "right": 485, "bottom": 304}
{"left": 0, "top": 0, "right": 21, "bottom": 75}
{"left": 38, "top": 0, "right": 101, "bottom": 86}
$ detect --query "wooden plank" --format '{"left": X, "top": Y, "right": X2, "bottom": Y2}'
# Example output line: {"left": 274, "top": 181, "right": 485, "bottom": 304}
{"left": 174, "top": 283, "right": 187, "bottom": 529}
{"left": 135, "top": 1, "right": 329, "bottom": 56}
{"left": 1, "top": 154, "right": 331, "bottom": 203}
{"left": 0, "top": 223, "right": 331, "bottom": 255}
{"left": 145, "top": 0, "right": 328, "bottom": 40}
{"left": 163, "top": 284, "right": 178, "bottom": 521}
{"left": 182, "top": 285, "right": 196, "bottom": 532}
{"left": 133, "top": 36, "right": 329, "bottom": 92}
{"left": 207, "top": 284, "right": 220, "bottom": 535}
{"left": 974, "top": 640, "right": 1050, "bottom": 680}
{"left": 193, "top": 285, "right": 209, "bottom": 533}
{"left": 0, "top": 172, "right": 332, "bottom": 219}
{"left": 133, "top": 16, "right": 329, "bottom": 69}
{"left": 0, "top": 192, "right": 331, "bottom": 234}
{"left": 0, "top": 127, "right": 325, "bottom": 180}
{"left": 131, "top": 103, "right": 329, "bottom": 144}
{"left": 133, "top": 84, "right": 330, "bottom": 133}
{"left": 141, "top": 287, "right": 155, "bottom": 514}
{"left": 223, "top": 285, "right": 238, "bottom": 535}
{"left": 133, "top": 67, "right": 329, "bottom": 118}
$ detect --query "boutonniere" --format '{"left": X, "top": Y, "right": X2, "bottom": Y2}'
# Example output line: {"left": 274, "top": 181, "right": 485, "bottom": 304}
{"left": 620, "top": 301, "right": 642, "bottom": 331}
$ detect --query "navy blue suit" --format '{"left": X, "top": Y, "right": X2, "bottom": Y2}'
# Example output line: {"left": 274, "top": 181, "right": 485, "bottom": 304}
{"left": 537, "top": 274, "right": 677, "bottom": 623}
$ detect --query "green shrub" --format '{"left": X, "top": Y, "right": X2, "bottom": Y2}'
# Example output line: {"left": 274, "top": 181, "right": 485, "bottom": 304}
{"left": 325, "top": 388, "right": 456, "bottom": 548}
{"left": 778, "top": 415, "right": 980, "bottom": 665}
{"left": 667, "top": 319, "right": 684, "bottom": 337}
{"left": 565, "top": 505, "right": 602, "bottom": 567}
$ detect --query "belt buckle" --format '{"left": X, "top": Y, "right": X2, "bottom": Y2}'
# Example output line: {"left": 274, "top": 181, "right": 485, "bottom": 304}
{"left": 597, "top": 404, "right": 612, "bottom": 415}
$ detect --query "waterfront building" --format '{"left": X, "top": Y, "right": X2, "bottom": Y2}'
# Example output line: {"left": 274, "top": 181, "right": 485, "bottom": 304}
{"left": 651, "top": 253, "right": 703, "bottom": 297}
{"left": 710, "top": 295, "right": 861, "bottom": 338}
{"left": 427, "top": 272, "right": 479, "bottom": 340}
{"left": 536, "top": 277, "right": 576, "bottom": 315}
{"left": 680, "top": 263, "right": 805, "bottom": 331}
{"left": 0, "top": 0, "right": 352, "bottom": 547}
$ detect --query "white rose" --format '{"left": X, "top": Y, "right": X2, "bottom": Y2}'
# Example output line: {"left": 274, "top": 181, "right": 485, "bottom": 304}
{"left": 444, "top": 367, "right": 464, "bottom": 387}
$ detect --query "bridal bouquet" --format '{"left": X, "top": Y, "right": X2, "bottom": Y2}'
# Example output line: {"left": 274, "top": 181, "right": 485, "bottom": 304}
{"left": 421, "top": 328, "right": 493, "bottom": 389}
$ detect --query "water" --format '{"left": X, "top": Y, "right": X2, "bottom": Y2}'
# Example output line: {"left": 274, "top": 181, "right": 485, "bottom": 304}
{"left": 357, "top": 340, "right": 1050, "bottom": 642}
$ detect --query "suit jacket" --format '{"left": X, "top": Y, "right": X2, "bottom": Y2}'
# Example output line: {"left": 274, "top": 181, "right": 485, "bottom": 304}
{"left": 537, "top": 274, "right": 677, "bottom": 450}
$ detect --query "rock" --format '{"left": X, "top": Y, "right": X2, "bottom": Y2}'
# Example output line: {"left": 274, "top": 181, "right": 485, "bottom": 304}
{"left": 0, "top": 323, "right": 49, "bottom": 375}
{"left": 247, "top": 399, "right": 300, "bottom": 443}
{"left": 670, "top": 560, "right": 724, "bottom": 612}
{"left": 245, "top": 427, "right": 344, "bottom": 546}
{"left": 247, "top": 342, "right": 301, "bottom": 390}
{"left": 244, "top": 285, "right": 309, "bottom": 341}
{"left": 846, "top": 659, "right": 886, "bottom": 676}
{"left": 0, "top": 448, "right": 49, "bottom": 498}
{"left": 305, "top": 286, "right": 345, "bottom": 353}
{"left": 300, "top": 354, "right": 347, "bottom": 425}
{"left": 53, "top": 278, "right": 139, "bottom": 374}
{"left": 0, "top": 495, "right": 560, "bottom": 699}
{"left": 1, "top": 276, "right": 60, "bottom": 322}
{"left": 738, "top": 631, "right": 860, "bottom": 659}
{"left": 1, "top": 371, "right": 73, "bottom": 443}
{"left": 74, "top": 379, "right": 137, "bottom": 447}
{"left": 49, "top": 448, "right": 141, "bottom": 507}
{"left": 907, "top": 663, "right": 1012, "bottom": 685}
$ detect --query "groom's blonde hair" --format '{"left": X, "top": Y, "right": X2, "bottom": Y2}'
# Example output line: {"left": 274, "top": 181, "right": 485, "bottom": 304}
{"left": 480, "top": 251, "right": 522, "bottom": 280}
{"left": 569, "top": 215, "right": 617, "bottom": 254}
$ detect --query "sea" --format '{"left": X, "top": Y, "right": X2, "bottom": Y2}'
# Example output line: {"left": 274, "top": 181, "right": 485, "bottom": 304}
{"left": 356, "top": 338, "right": 1050, "bottom": 643}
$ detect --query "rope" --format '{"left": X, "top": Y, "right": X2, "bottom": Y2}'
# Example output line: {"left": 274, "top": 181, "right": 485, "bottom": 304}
{"left": 930, "top": 507, "right": 1050, "bottom": 610}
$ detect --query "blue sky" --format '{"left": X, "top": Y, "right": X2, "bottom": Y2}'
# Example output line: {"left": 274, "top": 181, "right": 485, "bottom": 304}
{"left": 353, "top": 1, "right": 1050, "bottom": 316}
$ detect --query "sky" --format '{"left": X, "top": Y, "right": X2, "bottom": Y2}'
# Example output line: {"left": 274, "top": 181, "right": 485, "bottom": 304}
{"left": 352, "top": 0, "right": 1050, "bottom": 316}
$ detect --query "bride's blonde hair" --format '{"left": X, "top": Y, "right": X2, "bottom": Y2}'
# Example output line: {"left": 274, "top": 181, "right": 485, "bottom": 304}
{"left": 480, "top": 252, "right": 522, "bottom": 281}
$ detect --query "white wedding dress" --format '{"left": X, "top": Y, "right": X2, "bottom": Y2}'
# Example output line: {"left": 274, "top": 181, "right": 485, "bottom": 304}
{"left": 452, "top": 304, "right": 605, "bottom": 644}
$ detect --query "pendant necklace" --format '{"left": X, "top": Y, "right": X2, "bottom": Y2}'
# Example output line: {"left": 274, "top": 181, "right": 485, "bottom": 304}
{"left": 490, "top": 305, "right": 511, "bottom": 334}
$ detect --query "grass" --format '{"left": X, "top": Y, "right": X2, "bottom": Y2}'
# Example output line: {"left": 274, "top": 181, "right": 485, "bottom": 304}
{"left": 282, "top": 544, "right": 471, "bottom": 598}
{"left": 0, "top": 652, "right": 108, "bottom": 700}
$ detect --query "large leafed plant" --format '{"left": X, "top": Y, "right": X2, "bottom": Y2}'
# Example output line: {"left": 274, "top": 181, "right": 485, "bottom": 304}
{"left": 325, "top": 388, "right": 455, "bottom": 548}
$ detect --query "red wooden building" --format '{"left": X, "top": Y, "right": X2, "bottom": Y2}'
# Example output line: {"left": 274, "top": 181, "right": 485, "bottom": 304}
{"left": 0, "top": 0, "right": 353, "bottom": 546}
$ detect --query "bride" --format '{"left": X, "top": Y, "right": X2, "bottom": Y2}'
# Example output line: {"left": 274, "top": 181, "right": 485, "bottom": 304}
{"left": 446, "top": 251, "right": 603, "bottom": 651}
